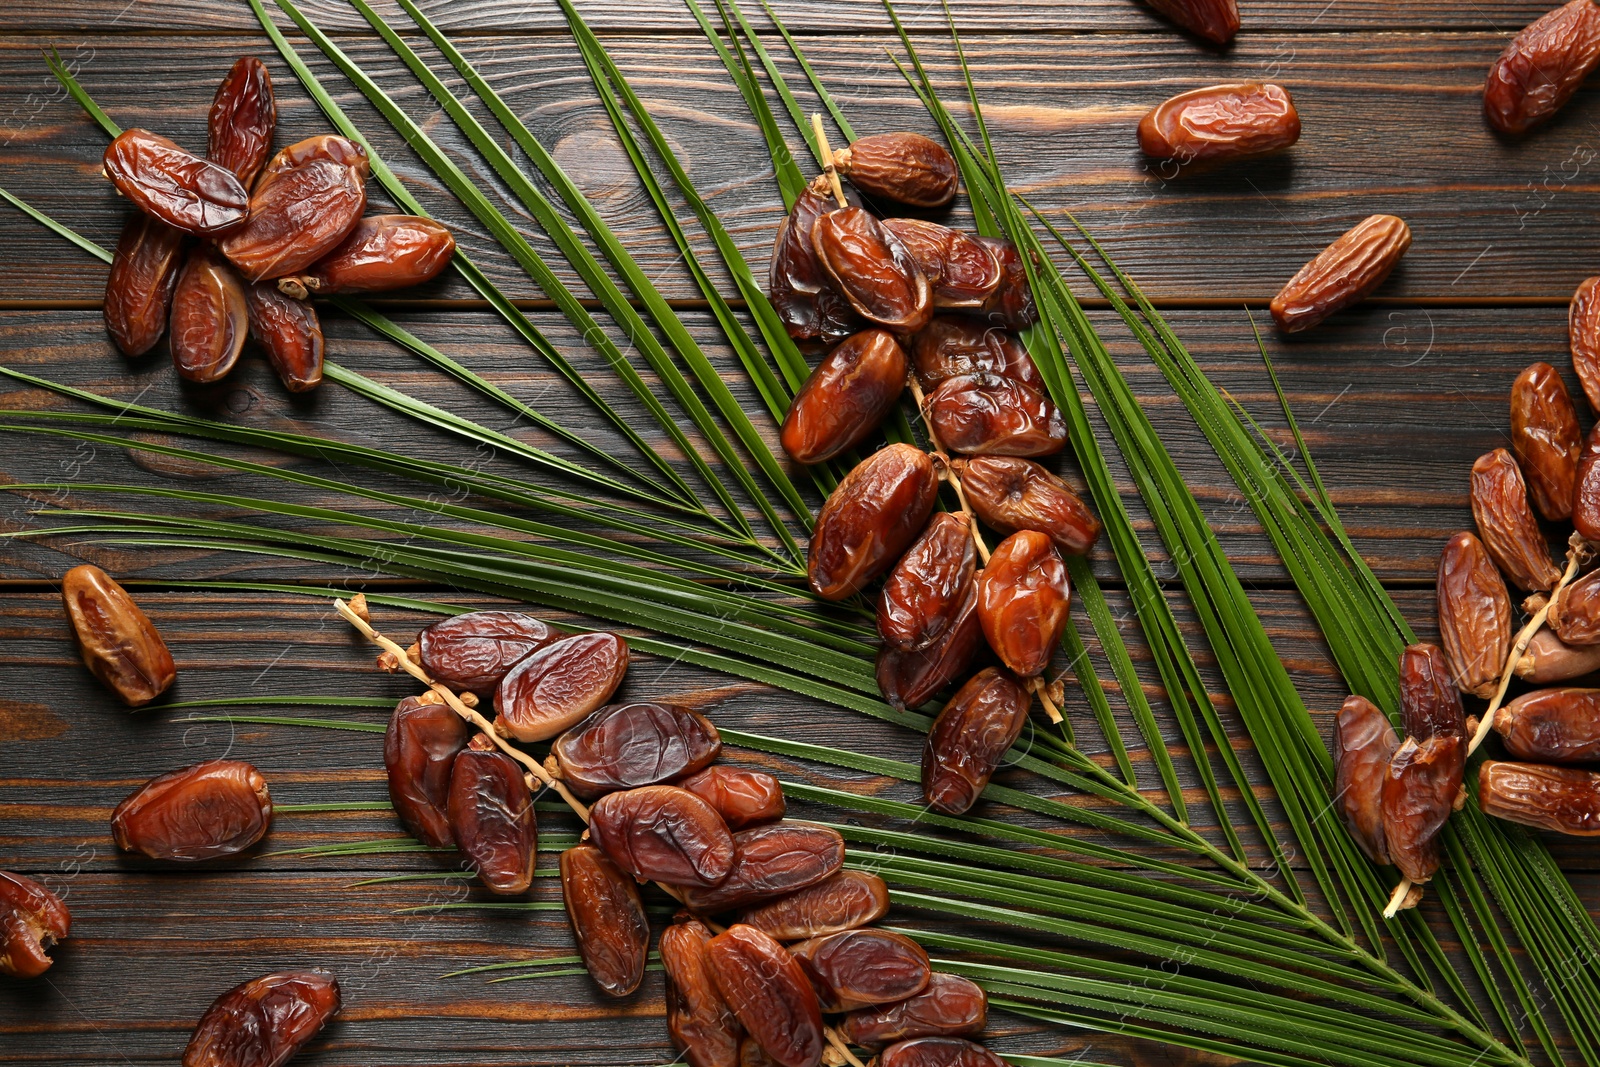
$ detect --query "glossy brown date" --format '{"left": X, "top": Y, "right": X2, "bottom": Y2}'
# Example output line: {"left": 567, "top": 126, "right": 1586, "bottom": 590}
{"left": 220, "top": 134, "right": 369, "bottom": 283}
{"left": 922, "top": 667, "right": 1031, "bottom": 815}
{"left": 170, "top": 246, "right": 249, "bottom": 384}
{"left": 588, "top": 784, "right": 735, "bottom": 888}
{"left": 0, "top": 872, "right": 70, "bottom": 979}
{"left": 1436, "top": 532, "right": 1512, "bottom": 699}
{"left": 104, "top": 214, "right": 186, "bottom": 358}
{"left": 553, "top": 702, "right": 722, "bottom": 800}
{"left": 1479, "top": 760, "right": 1600, "bottom": 835}
{"left": 417, "top": 610, "right": 554, "bottom": 696}
{"left": 278, "top": 215, "right": 455, "bottom": 299}
{"left": 812, "top": 207, "right": 933, "bottom": 334}
{"left": 1398, "top": 642, "right": 1466, "bottom": 742}
{"left": 834, "top": 133, "right": 958, "bottom": 209}
{"left": 1470, "top": 449, "right": 1560, "bottom": 592}
{"left": 494, "top": 631, "right": 628, "bottom": 742}
{"left": 769, "top": 185, "right": 863, "bottom": 345}
{"left": 840, "top": 973, "right": 987, "bottom": 1050}
{"left": 681, "top": 822, "right": 845, "bottom": 913}
{"left": 1485, "top": 0, "right": 1600, "bottom": 136}
{"left": 61, "top": 563, "right": 176, "bottom": 707}
{"left": 791, "top": 928, "right": 930, "bottom": 1012}
{"left": 383, "top": 692, "right": 471, "bottom": 848}
{"left": 678, "top": 766, "right": 787, "bottom": 830}
{"left": 182, "top": 970, "right": 340, "bottom": 1067}
{"left": 809, "top": 444, "right": 939, "bottom": 601}
{"left": 447, "top": 739, "right": 537, "bottom": 894}
{"left": 663, "top": 917, "right": 743, "bottom": 1067}
{"left": 1382, "top": 734, "right": 1464, "bottom": 884}
{"left": 705, "top": 925, "right": 824, "bottom": 1067}
{"left": 245, "top": 283, "right": 323, "bottom": 393}
{"left": 955, "top": 456, "right": 1101, "bottom": 556}
{"left": 879, "top": 513, "right": 978, "bottom": 652}
{"left": 780, "top": 329, "right": 908, "bottom": 464}
{"left": 111, "top": 759, "right": 272, "bottom": 862}
{"left": 1516, "top": 628, "right": 1600, "bottom": 683}
{"left": 1143, "top": 0, "right": 1239, "bottom": 45}
{"left": 1510, "top": 361, "right": 1582, "bottom": 521}
{"left": 1269, "top": 214, "right": 1411, "bottom": 334}
{"left": 973, "top": 237, "right": 1036, "bottom": 331}
{"left": 103, "top": 128, "right": 249, "bottom": 236}
{"left": 740, "top": 1037, "right": 782, "bottom": 1067}
{"left": 1331, "top": 694, "right": 1397, "bottom": 865}
{"left": 1571, "top": 276, "right": 1600, "bottom": 415}
{"left": 877, "top": 583, "right": 984, "bottom": 710}
{"left": 1574, "top": 424, "right": 1600, "bottom": 543}
{"left": 1551, "top": 568, "right": 1600, "bottom": 645}
{"left": 911, "top": 317, "right": 1044, "bottom": 393}
{"left": 738, "top": 869, "right": 889, "bottom": 941}
{"left": 560, "top": 845, "right": 649, "bottom": 997}
{"left": 208, "top": 56, "right": 275, "bottom": 188}
{"left": 1495, "top": 687, "right": 1600, "bottom": 762}
{"left": 1137, "top": 82, "right": 1299, "bottom": 169}
{"left": 877, "top": 1036, "right": 1006, "bottom": 1067}
{"left": 881, "top": 219, "right": 1002, "bottom": 309}
{"left": 925, "top": 374, "right": 1066, "bottom": 458}
{"left": 977, "top": 530, "right": 1071, "bottom": 677}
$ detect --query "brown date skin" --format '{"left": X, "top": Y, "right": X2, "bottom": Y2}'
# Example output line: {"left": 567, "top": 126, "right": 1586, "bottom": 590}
{"left": 881, "top": 219, "right": 1002, "bottom": 309}
{"left": 1485, "top": 0, "right": 1600, "bottom": 136}
{"left": 663, "top": 917, "right": 743, "bottom": 1067}
{"left": 448, "top": 740, "right": 537, "bottom": 895}
{"left": 1269, "top": 214, "right": 1412, "bottom": 334}
{"left": 879, "top": 512, "right": 978, "bottom": 652}
{"left": 791, "top": 928, "right": 930, "bottom": 1013}
{"left": 809, "top": 444, "right": 939, "bottom": 601}
{"left": 170, "top": 246, "right": 249, "bottom": 384}
{"left": 1331, "top": 694, "right": 1398, "bottom": 865}
{"left": 1572, "top": 424, "right": 1600, "bottom": 544}
{"left": 682, "top": 822, "right": 846, "bottom": 913}
{"left": 911, "top": 317, "right": 1044, "bottom": 393}
{"left": 208, "top": 56, "right": 275, "bottom": 188}
{"left": 1495, "top": 688, "right": 1600, "bottom": 762}
{"left": 1143, "top": 0, "right": 1239, "bottom": 45}
{"left": 738, "top": 870, "right": 890, "bottom": 942}
{"left": 834, "top": 133, "right": 958, "bottom": 209}
{"left": 1398, "top": 642, "right": 1467, "bottom": 743}
{"left": 278, "top": 215, "right": 455, "bottom": 299}
{"left": 1382, "top": 735, "right": 1465, "bottom": 884}
{"left": 1570, "top": 276, "right": 1600, "bottom": 414}
{"left": 417, "top": 610, "right": 554, "bottom": 696}
{"left": 244, "top": 283, "right": 323, "bottom": 392}
{"left": 877, "top": 583, "right": 984, "bottom": 710}
{"left": 769, "top": 185, "right": 863, "bottom": 345}
{"left": 925, "top": 373, "right": 1067, "bottom": 458}
{"left": 553, "top": 702, "right": 722, "bottom": 801}
{"left": 220, "top": 135, "right": 369, "bottom": 283}
{"left": 977, "top": 530, "right": 1071, "bottom": 677}
{"left": 112, "top": 759, "right": 272, "bottom": 862}
{"left": 705, "top": 925, "right": 825, "bottom": 1067}
{"left": 560, "top": 845, "right": 649, "bottom": 997}
{"left": 1510, "top": 361, "right": 1582, "bottom": 521}
{"left": 494, "top": 631, "right": 628, "bottom": 742}
{"left": 1138, "top": 83, "right": 1300, "bottom": 169}
{"left": 877, "top": 1036, "right": 1007, "bottom": 1067}
{"left": 103, "top": 128, "right": 249, "bottom": 237}
{"left": 972, "top": 237, "right": 1037, "bottom": 331}
{"left": 383, "top": 692, "right": 471, "bottom": 848}
{"left": 104, "top": 213, "right": 186, "bottom": 358}
{"left": 1470, "top": 449, "right": 1561, "bottom": 592}
{"left": 1479, "top": 760, "right": 1600, "bottom": 835}
{"left": 587, "top": 784, "right": 736, "bottom": 888}
{"left": 954, "top": 456, "right": 1101, "bottom": 557}
{"left": 0, "top": 872, "right": 70, "bottom": 979}
{"left": 1516, "top": 627, "right": 1600, "bottom": 683}
{"left": 812, "top": 207, "right": 933, "bottom": 334}
{"left": 182, "top": 970, "right": 340, "bottom": 1067}
{"left": 1436, "top": 532, "right": 1513, "bottom": 699}
{"left": 741, "top": 1037, "right": 783, "bottom": 1067}
{"left": 840, "top": 973, "right": 987, "bottom": 1050}
{"left": 61, "top": 563, "right": 176, "bottom": 707}
{"left": 780, "top": 329, "right": 908, "bottom": 464}
{"left": 922, "top": 667, "right": 1031, "bottom": 815}
{"left": 1551, "top": 567, "right": 1600, "bottom": 645}
{"left": 678, "top": 766, "right": 787, "bottom": 830}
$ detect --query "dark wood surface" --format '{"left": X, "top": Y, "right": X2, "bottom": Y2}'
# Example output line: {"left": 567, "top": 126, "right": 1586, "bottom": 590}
{"left": 2, "top": 1, "right": 1598, "bottom": 1065}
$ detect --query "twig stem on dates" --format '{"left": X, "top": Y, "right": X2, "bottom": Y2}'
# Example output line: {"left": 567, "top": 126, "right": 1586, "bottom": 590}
{"left": 811, "top": 113, "right": 849, "bottom": 210}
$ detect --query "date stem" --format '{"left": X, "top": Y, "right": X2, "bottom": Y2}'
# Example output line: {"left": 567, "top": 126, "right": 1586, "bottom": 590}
{"left": 906, "top": 374, "right": 991, "bottom": 565}
{"left": 811, "top": 113, "right": 849, "bottom": 210}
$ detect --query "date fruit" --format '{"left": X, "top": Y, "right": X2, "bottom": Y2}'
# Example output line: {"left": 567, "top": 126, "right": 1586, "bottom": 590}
{"left": 182, "top": 970, "right": 340, "bottom": 1067}
{"left": 588, "top": 784, "right": 736, "bottom": 888}
{"left": 553, "top": 702, "right": 722, "bottom": 800}
{"left": 791, "top": 928, "right": 930, "bottom": 1012}
{"left": 208, "top": 56, "right": 275, "bottom": 188}
{"left": 61, "top": 563, "right": 176, "bottom": 707}
{"left": 1495, "top": 687, "right": 1600, "bottom": 762}
{"left": 417, "top": 610, "right": 554, "bottom": 696}
{"left": 384, "top": 692, "right": 471, "bottom": 848}
{"left": 922, "top": 667, "right": 1031, "bottom": 815}
{"left": 705, "top": 925, "right": 825, "bottom": 1067}
{"left": 812, "top": 207, "right": 933, "bottom": 334}
{"left": 769, "top": 185, "right": 863, "bottom": 344}
{"left": 112, "top": 759, "right": 272, "bottom": 862}
{"left": 1138, "top": 82, "right": 1300, "bottom": 169}
{"left": 1436, "top": 532, "right": 1512, "bottom": 699}
{"left": 1471, "top": 449, "right": 1560, "bottom": 592}
{"left": 278, "top": 215, "right": 455, "bottom": 298}
{"left": 977, "top": 530, "right": 1071, "bottom": 677}
{"left": 245, "top": 283, "right": 323, "bottom": 393}
{"left": 103, "top": 128, "right": 249, "bottom": 236}
{"left": 1398, "top": 642, "right": 1466, "bottom": 743}
{"left": 877, "top": 584, "right": 984, "bottom": 710}
{"left": 1552, "top": 568, "right": 1600, "bottom": 645}
{"left": 879, "top": 513, "right": 978, "bottom": 652}
{"left": 1479, "top": 760, "right": 1600, "bottom": 835}
{"left": 1572, "top": 424, "right": 1600, "bottom": 543}
{"left": 1269, "top": 214, "right": 1411, "bottom": 334}
{"left": 780, "top": 329, "right": 908, "bottom": 464}
{"left": 879, "top": 1036, "right": 1006, "bottom": 1067}
{"left": 663, "top": 917, "right": 743, "bottom": 1067}
{"left": 1510, "top": 361, "right": 1582, "bottom": 520}
{"left": 1331, "top": 694, "right": 1398, "bottom": 865}
{"left": 678, "top": 766, "right": 786, "bottom": 830}
{"left": 1143, "top": 0, "right": 1240, "bottom": 45}
{"left": 1570, "top": 276, "right": 1600, "bottom": 414}
{"left": 0, "top": 872, "right": 70, "bottom": 979}
{"left": 104, "top": 214, "right": 186, "bottom": 357}
{"left": 1516, "top": 627, "right": 1600, "bottom": 683}
{"left": 494, "top": 631, "right": 628, "bottom": 742}
{"left": 448, "top": 739, "right": 537, "bottom": 894}
{"left": 1485, "top": 0, "right": 1600, "bottom": 136}
{"left": 840, "top": 973, "right": 987, "bottom": 1050}
{"left": 561, "top": 844, "right": 649, "bottom": 997}
{"left": 681, "top": 822, "right": 844, "bottom": 913}
{"left": 809, "top": 444, "right": 939, "bottom": 601}
{"left": 973, "top": 237, "right": 1036, "bottom": 331}
{"left": 925, "top": 374, "right": 1066, "bottom": 457}
{"left": 220, "top": 134, "right": 369, "bottom": 283}
{"left": 834, "top": 133, "right": 958, "bottom": 209}
{"left": 170, "top": 246, "right": 249, "bottom": 384}
{"left": 738, "top": 870, "right": 889, "bottom": 941}
{"left": 954, "top": 456, "right": 1101, "bottom": 556}
{"left": 882, "top": 220, "right": 1002, "bottom": 309}
{"left": 1382, "top": 734, "right": 1464, "bottom": 884}
{"left": 911, "top": 317, "right": 1044, "bottom": 393}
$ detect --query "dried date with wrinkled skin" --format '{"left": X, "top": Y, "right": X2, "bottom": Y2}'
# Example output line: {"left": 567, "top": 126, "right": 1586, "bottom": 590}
{"left": 811, "top": 207, "right": 933, "bottom": 334}
{"left": 448, "top": 739, "right": 537, "bottom": 894}
{"left": 877, "top": 583, "right": 984, "bottom": 710}
{"left": 1143, "top": 0, "right": 1239, "bottom": 45}
{"left": 103, "top": 128, "right": 249, "bottom": 236}
{"left": 677, "top": 766, "right": 786, "bottom": 830}
{"left": 977, "top": 530, "right": 1071, "bottom": 677}
{"left": 681, "top": 822, "right": 845, "bottom": 913}
{"left": 277, "top": 215, "right": 455, "bottom": 299}
{"left": 182, "top": 970, "right": 340, "bottom": 1067}
{"left": 911, "top": 317, "right": 1044, "bottom": 393}
{"left": 740, "top": 1037, "right": 782, "bottom": 1067}
{"left": 1138, "top": 82, "right": 1299, "bottom": 169}
{"left": 244, "top": 283, "right": 323, "bottom": 392}
{"left": 208, "top": 56, "right": 275, "bottom": 188}
{"left": 769, "top": 185, "right": 863, "bottom": 344}
{"left": 561, "top": 845, "right": 649, "bottom": 997}
{"left": 104, "top": 214, "right": 186, "bottom": 358}
{"left": 553, "top": 702, "right": 721, "bottom": 800}
{"left": 1485, "top": 0, "right": 1600, "bottom": 136}
{"left": 1398, "top": 642, "right": 1466, "bottom": 742}
{"left": 1436, "top": 532, "right": 1512, "bottom": 699}
{"left": 61, "top": 563, "right": 176, "bottom": 707}
{"left": 1331, "top": 694, "right": 1397, "bottom": 865}
{"left": 0, "top": 872, "right": 70, "bottom": 979}
{"left": 1471, "top": 449, "right": 1561, "bottom": 592}
{"left": 1495, "top": 688, "right": 1600, "bottom": 762}
{"left": 972, "top": 237, "right": 1036, "bottom": 331}
{"left": 587, "top": 784, "right": 735, "bottom": 888}
{"left": 881, "top": 219, "right": 1002, "bottom": 309}
{"left": 738, "top": 870, "right": 889, "bottom": 941}
{"left": 170, "top": 246, "right": 249, "bottom": 384}
{"left": 878, "top": 1036, "right": 1006, "bottom": 1067}
{"left": 922, "top": 667, "right": 1031, "bottom": 815}
{"left": 834, "top": 133, "right": 958, "bottom": 209}
{"left": 955, "top": 456, "right": 1101, "bottom": 556}
{"left": 878, "top": 512, "right": 978, "bottom": 652}
{"left": 1479, "top": 760, "right": 1600, "bottom": 835}
{"left": 1382, "top": 735, "right": 1465, "bottom": 884}
{"left": 1270, "top": 214, "right": 1412, "bottom": 334}
{"left": 417, "top": 610, "right": 554, "bottom": 696}
{"left": 1572, "top": 424, "right": 1600, "bottom": 543}
{"left": 1516, "top": 627, "right": 1600, "bottom": 683}
{"left": 383, "top": 692, "right": 471, "bottom": 848}
{"left": 1552, "top": 568, "right": 1600, "bottom": 645}
{"left": 840, "top": 973, "right": 987, "bottom": 1050}
{"left": 791, "top": 928, "right": 930, "bottom": 1012}
{"left": 780, "top": 329, "right": 907, "bottom": 464}
{"left": 925, "top": 373, "right": 1067, "bottom": 457}
{"left": 112, "top": 759, "right": 272, "bottom": 862}
{"left": 1510, "top": 361, "right": 1582, "bottom": 521}
{"left": 494, "top": 631, "right": 628, "bottom": 742}
{"left": 663, "top": 917, "right": 742, "bottom": 1067}
{"left": 1570, "top": 276, "right": 1600, "bottom": 414}
{"left": 809, "top": 444, "right": 939, "bottom": 601}
{"left": 705, "top": 925, "right": 824, "bottom": 1067}
{"left": 220, "top": 135, "right": 369, "bottom": 283}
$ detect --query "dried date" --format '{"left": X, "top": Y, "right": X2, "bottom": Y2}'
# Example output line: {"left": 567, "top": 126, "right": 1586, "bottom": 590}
{"left": 705, "top": 925, "right": 825, "bottom": 1067}
{"left": 791, "top": 928, "right": 930, "bottom": 1012}
{"left": 245, "top": 283, "right": 323, "bottom": 392}
{"left": 954, "top": 456, "right": 1101, "bottom": 556}
{"left": 878, "top": 513, "right": 978, "bottom": 652}
{"left": 103, "top": 128, "right": 249, "bottom": 236}
{"left": 448, "top": 739, "right": 537, "bottom": 895}
{"left": 1551, "top": 567, "right": 1600, "bottom": 645}
{"left": 1516, "top": 628, "right": 1600, "bottom": 683}
{"left": 976, "top": 530, "right": 1071, "bottom": 677}
{"left": 677, "top": 766, "right": 787, "bottom": 830}
{"left": 840, "top": 973, "right": 987, "bottom": 1050}
{"left": 417, "top": 610, "right": 554, "bottom": 696}
{"left": 383, "top": 692, "right": 471, "bottom": 848}
{"left": 553, "top": 702, "right": 722, "bottom": 800}
{"left": 111, "top": 759, "right": 272, "bottom": 862}
{"left": 561, "top": 844, "right": 649, "bottom": 997}
{"left": 1382, "top": 735, "right": 1465, "bottom": 883}
{"left": 1573, "top": 424, "right": 1600, "bottom": 543}
{"left": 1510, "top": 361, "right": 1582, "bottom": 521}
{"left": 1143, "top": 0, "right": 1240, "bottom": 45}
{"left": 911, "top": 317, "right": 1044, "bottom": 393}
{"left": 278, "top": 215, "right": 455, "bottom": 298}
{"left": 1571, "top": 276, "right": 1600, "bottom": 414}
{"left": 1269, "top": 214, "right": 1411, "bottom": 334}
{"left": 208, "top": 56, "right": 275, "bottom": 188}
{"left": 881, "top": 219, "right": 1002, "bottom": 309}
{"left": 780, "top": 329, "right": 908, "bottom": 464}
{"left": 494, "top": 631, "right": 628, "bottom": 742}
{"left": 877, "top": 583, "right": 984, "bottom": 710}
{"left": 104, "top": 214, "right": 186, "bottom": 357}
{"left": 0, "top": 872, "right": 70, "bottom": 979}
{"left": 1137, "top": 82, "right": 1299, "bottom": 169}
{"left": 1331, "top": 694, "right": 1397, "bottom": 865}
{"left": 811, "top": 207, "right": 933, "bottom": 334}
{"left": 1398, "top": 642, "right": 1467, "bottom": 742}
{"left": 587, "top": 784, "right": 735, "bottom": 888}
{"left": 1479, "top": 760, "right": 1600, "bottom": 835}
{"left": 1485, "top": 0, "right": 1600, "bottom": 136}
{"left": 662, "top": 917, "right": 742, "bottom": 1067}
{"left": 738, "top": 869, "right": 889, "bottom": 941}
{"left": 834, "top": 132, "right": 958, "bottom": 209}
{"left": 61, "top": 563, "right": 176, "bottom": 707}
{"left": 681, "top": 822, "right": 845, "bottom": 913}
{"left": 769, "top": 185, "right": 863, "bottom": 344}
{"left": 170, "top": 246, "right": 249, "bottom": 384}
{"left": 877, "top": 1036, "right": 1006, "bottom": 1067}
{"left": 1471, "top": 449, "right": 1560, "bottom": 592}
{"left": 925, "top": 374, "right": 1066, "bottom": 457}
{"left": 1495, "top": 687, "right": 1600, "bottom": 762}
{"left": 922, "top": 667, "right": 1031, "bottom": 815}
{"left": 220, "top": 134, "right": 369, "bottom": 283}
{"left": 972, "top": 237, "right": 1036, "bottom": 331}
{"left": 1436, "top": 532, "right": 1513, "bottom": 699}
{"left": 182, "top": 970, "right": 340, "bottom": 1067}
{"left": 808, "top": 444, "right": 939, "bottom": 601}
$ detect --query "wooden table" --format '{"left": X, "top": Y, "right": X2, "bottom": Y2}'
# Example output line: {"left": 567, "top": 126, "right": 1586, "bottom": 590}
{"left": 0, "top": 1, "right": 1595, "bottom": 1064}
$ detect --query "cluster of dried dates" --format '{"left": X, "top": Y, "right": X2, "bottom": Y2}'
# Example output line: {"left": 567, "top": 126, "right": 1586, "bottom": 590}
{"left": 103, "top": 56, "right": 456, "bottom": 391}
